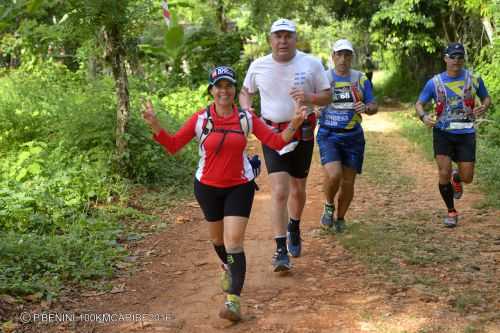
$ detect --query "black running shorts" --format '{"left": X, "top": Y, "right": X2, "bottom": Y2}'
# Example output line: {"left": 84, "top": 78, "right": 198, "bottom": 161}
{"left": 194, "top": 179, "right": 255, "bottom": 222}
{"left": 433, "top": 128, "right": 476, "bottom": 162}
{"left": 262, "top": 139, "right": 314, "bottom": 179}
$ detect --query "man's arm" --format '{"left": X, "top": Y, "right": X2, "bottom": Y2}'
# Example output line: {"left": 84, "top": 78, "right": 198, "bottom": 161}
{"left": 239, "top": 86, "right": 255, "bottom": 111}
{"left": 482, "top": 95, "right": 492, "bottom": 109}
{"left": 289, "top": 88, "right": 331, "bottom": 107}
{"left": 415, "top": 100, "right": 435, "bottom": 127}
{"left": 474, "top": 95, "right": 492, "bottom": 117}
{"left": 308, "top": 89, "right": 331, "bottom": 106}
{"left": 365, "top": 102, "right": 378, "bottom": 115}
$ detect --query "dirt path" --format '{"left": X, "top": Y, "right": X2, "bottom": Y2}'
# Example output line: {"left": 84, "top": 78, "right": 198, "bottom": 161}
{"left": 26, "top": 107, "right": 500, "bottom": 333}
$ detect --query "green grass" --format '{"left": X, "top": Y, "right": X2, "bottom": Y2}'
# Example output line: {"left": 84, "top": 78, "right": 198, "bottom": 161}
{"left": 0, "top": 67, "right": 202, "bottom": 299}
{"left": 336, "top": 219, "right": 460, "bottom": 285}
{"left": 325, "top": 117, "right": 497, "bottom": 321}
{"left": 362, "top": 131, "right": 416, "bottom": 190}
{"left": 0, "top": 224, "right": 124, "bottom": 297}
{"left": 386, "top": 108, "right": 500, "bottom": 209}
{"left": 454, "top": 292, "right": 483, "bottom": 314}
{"left": 373, "top": 70, "right": 422, "bottom": 103}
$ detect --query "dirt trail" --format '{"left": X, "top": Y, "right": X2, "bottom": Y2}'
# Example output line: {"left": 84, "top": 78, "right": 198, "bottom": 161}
{"left": 28, "top": 107, "right": 500, "bottom": 333}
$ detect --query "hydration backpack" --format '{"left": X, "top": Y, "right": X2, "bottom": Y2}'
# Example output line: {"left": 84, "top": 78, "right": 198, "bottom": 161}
{"left": 432, "top": 70, "right": 475, "bottom": 118}
{"left": 196, "top": 106, "right": 252, "bottom": 154}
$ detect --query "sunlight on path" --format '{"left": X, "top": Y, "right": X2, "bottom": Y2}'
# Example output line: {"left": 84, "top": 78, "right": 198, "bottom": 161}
{"left": 363, "top": 108, "right": 400, "bottom": 133}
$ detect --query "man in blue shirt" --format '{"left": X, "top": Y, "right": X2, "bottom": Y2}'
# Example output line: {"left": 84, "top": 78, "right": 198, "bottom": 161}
{"left": 415, "top": 42, "right": 491, "bottom": 227}
{"left": 318, "top": 39, "right": 378, "bottom": 232}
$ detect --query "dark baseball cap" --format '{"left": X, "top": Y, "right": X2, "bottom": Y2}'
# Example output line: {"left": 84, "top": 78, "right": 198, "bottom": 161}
{"left": 208, "top": 66, "right": 236, "bottom": 87}
{"left": 445, "top": 42, "right": 465, "bottom": 56}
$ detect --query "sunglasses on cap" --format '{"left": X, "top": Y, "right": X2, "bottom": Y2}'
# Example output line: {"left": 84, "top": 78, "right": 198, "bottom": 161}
{"left": 447, "top": 54, "right": 464, "bottom": 60}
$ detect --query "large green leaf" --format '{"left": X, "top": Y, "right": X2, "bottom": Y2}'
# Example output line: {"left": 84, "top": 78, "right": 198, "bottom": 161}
{"left": 27, "top": 0, "right": 44, "bottom": 14}
{"left": 164, "top": 26, "right": 184, "bottom": 50}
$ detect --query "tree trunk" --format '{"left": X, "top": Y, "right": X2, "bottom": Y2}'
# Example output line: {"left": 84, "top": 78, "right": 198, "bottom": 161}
{"left": 103, "top": 25, "right": 130, "bottom": 166}
{"left": 214, "top": 0, "right": 228, "bottom": 32}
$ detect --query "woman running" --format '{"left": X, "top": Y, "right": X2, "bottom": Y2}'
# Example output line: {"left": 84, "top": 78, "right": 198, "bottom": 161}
{"left": 143, "top": 65, "right": 307, "bottom": 322}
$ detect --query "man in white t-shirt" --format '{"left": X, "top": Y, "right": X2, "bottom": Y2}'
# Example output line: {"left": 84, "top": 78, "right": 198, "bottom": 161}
{"left": 239, "top": 18, "right": 330, "bottom": 272}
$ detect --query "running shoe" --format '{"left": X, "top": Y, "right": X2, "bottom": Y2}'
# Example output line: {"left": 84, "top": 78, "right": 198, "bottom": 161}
{"left": 451, "top": 169, "right": 463, "bottom": 200}
{"left": 287, "top": 229, "right": 301, "bottom": 257}
{"left": 320, "top": 204, "right": 335, "bottom": 228}
{"left": 219, "top": 294, "right": 241, "bottom": 322}
{"left": 220, "top": 264, "right": 231, "bottom": 293}
{"left": 334, "top": 219, "right": 346, "bottom": 233}
{"left": 443, "top": 211, "right": 458, "bottom": 228}
{"left": 272, "top": 248, "right": 291, "bottom": 272}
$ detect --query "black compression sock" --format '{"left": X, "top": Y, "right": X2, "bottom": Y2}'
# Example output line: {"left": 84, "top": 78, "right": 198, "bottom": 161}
{"left": 213, "top": 244, "right": 228, "bottom": 264}
{"left": 275, "top": 236, "right": 287, "bottom": 252}
{"left": 288, "top": 218, "right": 300, "bottom": 232}
{"left": 227, "top": 251, "right": 246, "bottom": 296}
{"left": 439, "top": 183, "right": 455, "bottom": 211}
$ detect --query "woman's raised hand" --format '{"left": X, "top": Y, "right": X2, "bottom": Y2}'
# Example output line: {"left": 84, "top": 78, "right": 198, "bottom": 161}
{"left": 290, "top": 105, "right": 308, "bottom": 129}
{"left": 142, "top": 100, "right": 162, "bottom": 134}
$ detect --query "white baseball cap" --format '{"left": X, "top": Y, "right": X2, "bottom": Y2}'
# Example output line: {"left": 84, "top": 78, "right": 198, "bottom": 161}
{"left": 270, "top": 19, "right": 296, "bottom": 34}
{"left": 332, "top": 39, "right": 354, "bottom": 53}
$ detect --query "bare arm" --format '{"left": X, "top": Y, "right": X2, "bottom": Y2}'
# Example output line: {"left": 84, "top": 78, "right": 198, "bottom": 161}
{"left": 415, "top": 100, "right": 435, "bottom": 127}
{"left": 354, "top": 101, "right": 378, "bottom": 115}
{"left": 474, "top": 95, "right": 492, "bottom": 117}
{"left": 239, "top": 86, "right": 255, "bottom": 112}
{"left": 365, "top": 102, "right": 378, "bottom": 115}
{"left": 307, "top": 88, "right": 331, "bottom": 106}
{"left": 280, "top": 105, "right": 308, "bottom": 142}
{"left": 289, "top": 88, "right": 331, "bottom": 107}
{"left": 143, "top": 100, "right": 162, "bottom": 134}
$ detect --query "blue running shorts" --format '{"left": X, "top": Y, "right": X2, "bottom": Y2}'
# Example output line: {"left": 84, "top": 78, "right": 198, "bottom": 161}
{"left": 316, "top": 126, "right": 365, "bottom": 174}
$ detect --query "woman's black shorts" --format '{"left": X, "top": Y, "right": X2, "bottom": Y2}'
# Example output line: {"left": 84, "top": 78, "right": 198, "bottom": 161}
{"left": 194, "top": 179, "right": 256, "bottom": 222}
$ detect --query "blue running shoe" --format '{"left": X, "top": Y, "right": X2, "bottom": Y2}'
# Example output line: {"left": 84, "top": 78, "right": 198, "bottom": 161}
{"left": 320, "top": 204, "right": 335, "bottom": 228}
{"left": 287, "top": 230, "right": 301, "bottom": 257}
{"left": 272, "top": 248, "right": 291, "bottom": 272}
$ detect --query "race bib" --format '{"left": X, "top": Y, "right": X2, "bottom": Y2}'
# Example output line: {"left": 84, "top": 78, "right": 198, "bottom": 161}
{"left": 448, "top": 122, "right": 474, "bottom": 130}
{"left": 331, "top": 86, "right": 355, "bottom": 110}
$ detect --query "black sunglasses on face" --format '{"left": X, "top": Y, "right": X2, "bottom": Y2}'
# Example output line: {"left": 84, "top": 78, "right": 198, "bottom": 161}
{"left": 448, "top": 54, "right": 464, "bottom": 60}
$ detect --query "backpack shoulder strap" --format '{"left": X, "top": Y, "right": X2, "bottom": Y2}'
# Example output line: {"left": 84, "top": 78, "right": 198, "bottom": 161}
{"left": 198, "top": 106, "right": 213, "bottom": 145}
{"left": 349, "top": 69, "right": 363, "bottom": 85}
{"left": 463, "top": 70, "right": 474, "bottom": 97}
{"left": 433, "top": 74, "right": 447, "bottom": 102}
{"left": 327, "top": 69, "right": 336, "bottom": 87}
{"left": 238, "top": 107, "right": 252, "bottom": 137}
{"left": 349, "top": 69, "right": 364, "bottom": 101}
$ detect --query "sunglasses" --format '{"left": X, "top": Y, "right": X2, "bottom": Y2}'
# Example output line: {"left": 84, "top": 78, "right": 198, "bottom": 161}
{"left": 448, "top": 54, "right": 464, "bottom": 60}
